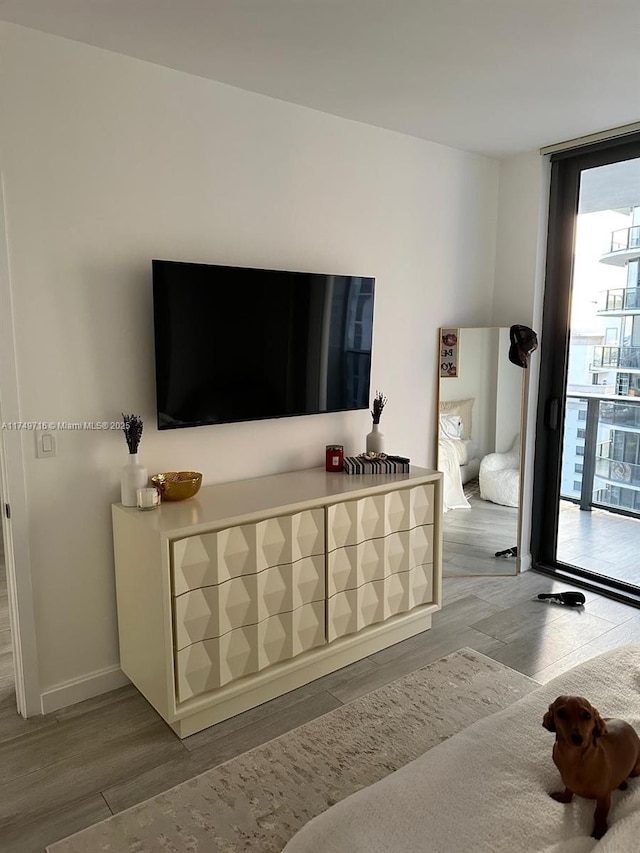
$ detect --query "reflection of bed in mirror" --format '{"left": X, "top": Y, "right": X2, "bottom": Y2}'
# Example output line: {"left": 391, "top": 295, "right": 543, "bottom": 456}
{"left": 438, "top": 397, "right": 480, "bottom": 510}
{"left": 437, "top": 327, "right": 524, "bottom": 577}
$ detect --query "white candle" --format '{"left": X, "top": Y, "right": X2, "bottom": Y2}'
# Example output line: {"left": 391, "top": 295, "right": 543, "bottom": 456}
{"left": 137, "top": 487, "right": 159, "bottom": 510}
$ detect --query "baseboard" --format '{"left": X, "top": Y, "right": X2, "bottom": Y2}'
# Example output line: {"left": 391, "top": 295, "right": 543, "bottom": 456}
{"left": 519, "top": 551, "right": 532, "bottom": 572}
{"left": 40, "top": 665, "right": 130, "bottom": 715}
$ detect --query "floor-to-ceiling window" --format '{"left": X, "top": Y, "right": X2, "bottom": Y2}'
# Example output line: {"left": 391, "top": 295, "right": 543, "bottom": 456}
{"left": 533, "top": 136, "right": 640, "bottom": 605}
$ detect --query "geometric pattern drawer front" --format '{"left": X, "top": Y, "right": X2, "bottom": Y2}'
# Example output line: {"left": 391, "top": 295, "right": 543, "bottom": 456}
{"left": 409, "top": 484, "right": 434, "bottom": 527}
{"left": 172, "top": 528, "right": 252, "bottom": 595}
{"left": 176, "top": 625, "right": 258, "bottom": 701}
{"left": 172, "top": 534, "right": 218, "bottom": 597}
{"left": 291, "top": 600, "right": 325, "bottom": 657}
{"left": 326, "top": 486, "right": 434, "bottom": 552}
{"left": 360, "top": 536, "right": 387, "bottom": 584}
{"left": 291, "top": 555, "right": 325, "bottom": 608}
{"left": 359, "top": 579, "right": 386, "bottom": 629}
{"left": 357, "top": 495, "right": 388, "bottom": 542}
{"left": 258, "top": 601, "right": 325, "bottom": 670}
{"left": 257, "top": 601, "right": 324, "bottom": 668}
{"left": 326, "top": 585, "right": 382, "bottom": 642}
{"left": 176, "top": 638, "right": 221, "bottom": 702}
{"left": 256, "top": 564, "right": 293, "bottom": 621}
{"left": 216, "top": 524, "right": 256, "bottom": 582}
{"left": 255, "top": 556, "right": 325, "bottom": 618}
{"left": 257, "top": 613, "right": 291, "bottom": 669}
{"left": 385, "top": 531, "right": 408, "bottom": 576}
{"left": 387, "top": 571, "right": 410, "bottom": 617}
{"left": 327, "top": 546, "right": 360, "bottom": 595}
{"left": 327, "top": 563, "right": 434, "bottom": 642}
{"left": 255, "top": 516, "right": 290, "bottom": 572}
{"left": 172, "top": 508, "right": 324, "bottom": 594}
{"left": 327, "top": 588, "right": 359, "bottom": 642}
{"left": 327, "top": 499, "right": 360, "bottom": 551}
{"left": 327, "top": 495, "right": 390, "bottom": 551}
{"left": 174, "top": 554, "right": 325, "bottom": 649}
{"left": 290, "top": 510, "right": 325, "bottom": 562}
{"left": 327, "top": 535, "right": 392, "bottom": 595}
{"left": 255, "top": 510, "right": 324, "bottom": 570}
{"left": 174, "top": 582, "right": 255, "bottom": 651}
{"left": 409, "top": 525, "right": 434, "bottom": 568}
{"left": 175, "top": 601, "right": 326, "bottom": 702}
{"left": 385, "top": 490, "right": 411, "bottom": 539}
{"left": 409, "top": 563, "right": 434, "bottom": 609}
{"left": 327, "top": 526, "right": 432, "bottom": 595}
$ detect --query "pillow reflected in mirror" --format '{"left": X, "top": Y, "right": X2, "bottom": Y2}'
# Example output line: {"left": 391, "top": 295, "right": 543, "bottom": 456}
{"left": 439, "top": 398, "right": 474, "bottom": 440}
{"left": 439, "top": 414, "right": 463, "bottom": 439}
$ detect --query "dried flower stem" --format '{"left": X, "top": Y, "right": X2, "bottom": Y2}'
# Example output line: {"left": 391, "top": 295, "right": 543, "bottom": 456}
{"left": 122, "top": 413, "right": 143, "bottom": 454}
{"left": 371, "top": 390, "right": 387, "bottom": 424}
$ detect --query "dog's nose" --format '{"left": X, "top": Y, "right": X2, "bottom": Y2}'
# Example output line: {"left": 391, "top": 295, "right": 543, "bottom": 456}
{"left": 571, "top": 733, "right": 583, "bottom": 746}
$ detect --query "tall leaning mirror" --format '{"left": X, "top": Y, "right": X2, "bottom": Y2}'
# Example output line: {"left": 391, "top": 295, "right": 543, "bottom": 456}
{"left": 437, "top": 326, "right": 524, "bottom": 577}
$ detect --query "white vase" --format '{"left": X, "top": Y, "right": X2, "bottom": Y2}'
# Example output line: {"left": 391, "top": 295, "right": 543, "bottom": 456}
{"left": 366, "top": 423, "right": 385, "bottom": 454}
{"left": 121, "top": 453, "right": 148, "bottom": 506}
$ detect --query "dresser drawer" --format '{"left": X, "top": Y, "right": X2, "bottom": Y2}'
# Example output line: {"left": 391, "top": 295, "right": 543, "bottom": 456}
{"left": 327, "top": 483, "right": 434, "bottom": 550}
{"left": 327, "top": 563, "right": 434, "bottom": 642}
{"left": 327, "top": 525, "right": 434, "bottom": 595}
{"left": 173, "top": 554, "right": 325, "bottom": 650}
{"left": 172, "top": 508, "right": 324, "bottom": 594}
{"left": 175, "top": 600, "right": 326, "bottom": 702}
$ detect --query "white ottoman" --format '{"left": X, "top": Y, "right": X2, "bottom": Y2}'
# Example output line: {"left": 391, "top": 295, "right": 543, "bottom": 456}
{"left": 479, "top": 434, "right": 520, "bottom": 507}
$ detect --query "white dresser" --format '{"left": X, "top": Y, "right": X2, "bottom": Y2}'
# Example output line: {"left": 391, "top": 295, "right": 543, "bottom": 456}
{"left": 112, "top": 466, "right": 443, "bottom": 737}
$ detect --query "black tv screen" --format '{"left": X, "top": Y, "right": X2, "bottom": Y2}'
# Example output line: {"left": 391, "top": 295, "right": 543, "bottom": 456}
{"left": 152, "top": 260, "right": 375, "bottom": 429}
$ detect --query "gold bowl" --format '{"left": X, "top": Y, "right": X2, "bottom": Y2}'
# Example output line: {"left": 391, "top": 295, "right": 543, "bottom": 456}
{"left": 151, "top": 471, "right": 202, "bottom": 502}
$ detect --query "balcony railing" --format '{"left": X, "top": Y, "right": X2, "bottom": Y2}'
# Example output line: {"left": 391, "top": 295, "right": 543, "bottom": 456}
{"left": 599, "top": 399, "right": 640, "bottom": 427}
{"left": 597, "top": 287, "right": 640, "bottom": 313}
{"left": 592, "top": 346, "right": 640, "bottom": 370}
{"left": 595, "top": 443, "right": 640, "bottom": 487}
{"left": 562, "top": 394, "right": 640, "bottom": 517}
{"left": 610, "top": 225, "right": 640, "bottom": 253}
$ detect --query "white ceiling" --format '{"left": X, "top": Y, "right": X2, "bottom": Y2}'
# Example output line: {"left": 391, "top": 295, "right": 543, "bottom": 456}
{"left": 1, "top": 0, "right": 639, "bottom": 158}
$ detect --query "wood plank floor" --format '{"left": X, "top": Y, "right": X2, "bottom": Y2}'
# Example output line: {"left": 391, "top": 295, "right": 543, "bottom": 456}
{"left": 443, "top": 488, "right": 519, "bottom": 577}
{"left": 1, "top": 569, "right": 639, "bottom": 852}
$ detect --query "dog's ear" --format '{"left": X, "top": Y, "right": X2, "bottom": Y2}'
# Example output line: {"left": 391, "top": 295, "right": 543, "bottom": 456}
{"left": 591, "top": 705, "right": 608, "bottom": 742}
{"left": 543, "top": 703, "right": 556, "bottom": 732}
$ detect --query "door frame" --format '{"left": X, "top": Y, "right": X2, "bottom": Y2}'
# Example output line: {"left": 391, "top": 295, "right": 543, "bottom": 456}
{"left": 531, "top": 134, "right": 640, "bottom": 603}
{"left": 0, "top": 173, "right": 41, "bottom": 716}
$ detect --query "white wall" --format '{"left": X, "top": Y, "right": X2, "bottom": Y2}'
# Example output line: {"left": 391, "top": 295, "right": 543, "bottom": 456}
{"left": 495, "top": 328, "right": 524, "bottom": 454}
{"left": 492, "top": 152, "right": 551, "bottom": 569}
{"left": 492, "top": 153, "right": 550, "bottom": 327}
{"left": 0, "top": 23, "right": 500, "bottom": 707}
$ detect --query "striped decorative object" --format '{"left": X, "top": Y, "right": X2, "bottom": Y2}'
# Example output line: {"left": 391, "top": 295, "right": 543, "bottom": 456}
{"left": 343, "top": 456, "right": 410, "bottom": 475}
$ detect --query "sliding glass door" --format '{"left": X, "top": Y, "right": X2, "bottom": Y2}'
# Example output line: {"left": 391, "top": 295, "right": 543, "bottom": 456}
{"left": 532, "top": 136, "right": 640, "bottom": 603}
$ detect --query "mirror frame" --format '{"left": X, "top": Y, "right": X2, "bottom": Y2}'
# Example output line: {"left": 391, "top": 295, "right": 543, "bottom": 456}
{"left": 436, "top": 326, "right": 526, "bottom": 573}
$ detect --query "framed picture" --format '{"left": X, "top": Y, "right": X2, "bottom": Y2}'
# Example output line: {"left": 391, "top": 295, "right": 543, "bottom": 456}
{"left": 440, "top": 328, "right": 459, "bottom": 378}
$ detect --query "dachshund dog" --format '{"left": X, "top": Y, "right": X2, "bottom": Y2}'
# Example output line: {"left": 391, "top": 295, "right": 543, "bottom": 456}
{"left": 543, "top": 695, "right": 640, "bottom": 839}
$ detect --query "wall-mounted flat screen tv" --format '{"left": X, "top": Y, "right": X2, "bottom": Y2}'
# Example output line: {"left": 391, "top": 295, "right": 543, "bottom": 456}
{"left": 152, "top": 260, "right": 375, "bottom": 429}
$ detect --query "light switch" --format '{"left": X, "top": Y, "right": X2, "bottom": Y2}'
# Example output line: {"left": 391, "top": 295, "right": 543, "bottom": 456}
{"left": 36, "top": 431, "right": 57, "bottom": 458}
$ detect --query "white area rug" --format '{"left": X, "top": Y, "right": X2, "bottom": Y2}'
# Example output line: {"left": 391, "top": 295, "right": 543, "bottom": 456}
{"left": 284, "top": 645, "right": 640, "bottom": 853}
{"left": 47, "top": 648, "right": 535, "bottom": 852}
